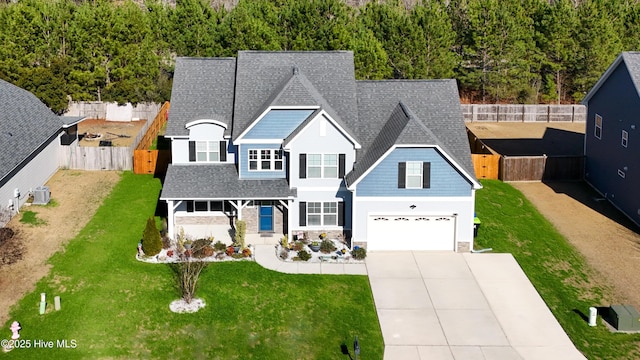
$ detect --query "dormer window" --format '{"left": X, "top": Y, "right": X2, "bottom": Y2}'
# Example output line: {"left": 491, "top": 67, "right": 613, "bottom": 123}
{"left": 197, "top": 141, "right": 219, "bottom": 162}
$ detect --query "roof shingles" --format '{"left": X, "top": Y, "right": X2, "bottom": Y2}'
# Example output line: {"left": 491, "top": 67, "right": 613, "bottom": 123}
{"left": 0, "top": 80, "right": 62, "bottom": 182}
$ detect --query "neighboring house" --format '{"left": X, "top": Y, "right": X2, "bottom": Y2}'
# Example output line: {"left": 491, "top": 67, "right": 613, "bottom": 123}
{"left": 160, "top": 51, "right": 481, "bottom": 251}
{"left": 0, "top": 79, "right": 84, "bottom": 226}
{"left": 582, "top": 52, "right": 640, "bottom": 228}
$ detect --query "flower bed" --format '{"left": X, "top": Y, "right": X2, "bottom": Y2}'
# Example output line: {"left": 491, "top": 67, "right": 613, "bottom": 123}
{"left": 136, "top": 244, "right": 255, "bottom": 264}
{"left": 276, "top": 238, "right": 365, "bottom": 263}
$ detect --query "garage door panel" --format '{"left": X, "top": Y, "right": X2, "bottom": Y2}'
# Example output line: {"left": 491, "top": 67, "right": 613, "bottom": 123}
{"left": 368, "top": 215, "right": 454, "bottom": 251}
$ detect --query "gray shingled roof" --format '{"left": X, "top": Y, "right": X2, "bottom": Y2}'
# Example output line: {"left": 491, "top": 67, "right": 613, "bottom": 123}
{"left": 622, "top": 52, "right": 640, "bottom": 92}
{"left": 166, "top": 57, "right": 236, "bottom": 137}
{"left": 160, "top": 164, "right": 296, "bottom": 200}
{"left": 60, "top": 116, "right": 86, "bottom": 127}
{"left": 233, "top": 51, "right": 358, "bottom": 138}
{"left": 0, "top": 79, "right": 63, "bottom": 183}
{"left": 352, "top": 80, "right": 476, "bottom": 184}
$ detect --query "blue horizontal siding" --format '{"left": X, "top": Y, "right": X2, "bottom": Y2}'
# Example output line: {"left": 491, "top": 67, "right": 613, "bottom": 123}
{"left": 357, "top": 148, "right": 472, "bottom": 197}
{"left": 238, "top": 144, "right": 287, "bottom": 179}
{"left": 244, "top": 109, "right": 314, "bottom": 139}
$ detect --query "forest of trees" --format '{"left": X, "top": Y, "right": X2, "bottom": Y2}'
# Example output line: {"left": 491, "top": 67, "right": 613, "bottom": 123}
{"left": 0, "top": 0, "right": 638, "bottom": 114}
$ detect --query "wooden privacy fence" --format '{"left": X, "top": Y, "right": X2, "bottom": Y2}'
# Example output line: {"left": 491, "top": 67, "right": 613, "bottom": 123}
{"left": 500, "top": 155, "right": 584, "bottom": 182}
{"left": 59, "top": 146, "right": 132, "bottom": 170}
{"left": 462, "top": 104, "right": 586, "bottom": 123}
{"left": 59, "top": 101, "right": 170, "bottom": 172}
{"left": 133, "top": 102, "right": 171, "bottom": 175}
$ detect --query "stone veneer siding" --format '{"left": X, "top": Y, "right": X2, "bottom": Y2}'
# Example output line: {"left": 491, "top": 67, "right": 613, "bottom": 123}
{"left": 176, "top": 215, "right": 231, "bottom": 226}
{"left": 456, "top": 241, "right": 470, "bottom": 252}
{"left": 241, "top": 205, "right": 285, "bottom": 235}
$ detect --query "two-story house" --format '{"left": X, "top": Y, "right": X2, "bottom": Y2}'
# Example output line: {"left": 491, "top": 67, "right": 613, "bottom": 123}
{"left": 160, "top": 51, "right": 481, "bottom": 252}
{"left": 582, "top": 52, "right": 640, "bottom": 228}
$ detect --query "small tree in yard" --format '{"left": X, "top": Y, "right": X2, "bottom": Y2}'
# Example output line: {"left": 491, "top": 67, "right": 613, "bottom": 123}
{"left": 141, "top": 217, "right": 162, "bottom": 256}
{"left": 170, "top": 260, "right": 208, "bottom": 304}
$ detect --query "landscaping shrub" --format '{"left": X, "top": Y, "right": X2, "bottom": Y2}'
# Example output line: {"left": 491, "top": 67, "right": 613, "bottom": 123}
{"left": 242, "top": 247, "right": 252, "bottom": 258}
{"left": 169, "top": 260, "right": 208, "bottom": 304}
{"left": 141, "top": 217, "right": 162, "bottom": 256}
{"left": 320, "top": 239, "right": 336, "bottom": 254}
{"left": 234, "top": 219, "right": 247, "bottom": 249}
{"left": 351, "top": 247, "right": 367, "bottom": 260}
{"left": 293, "top": 241, "right": 304, "bottom": 251}
{"left": 296, "top": 250, "right": 311, "bottom": 261}
{"left": 192, "top": 238, "right": 213, "bottom": 258}
{"left": 213, "top": 240, "right": 227, "bottom": 252}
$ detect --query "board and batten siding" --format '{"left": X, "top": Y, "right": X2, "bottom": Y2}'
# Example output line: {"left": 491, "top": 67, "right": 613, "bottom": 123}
{"left": 584, "top": 60, "right": 640, "bottom": 226}
{"left": 238, "top": 143, "right": 286, "bottom": 179}
{"left": 356, "top": 147, "right": 473, "bottom": 197}
{"left": 287, "top": 114, "right": 356, "bottom": 188}
{"left": 242, "top": 109, "right": 315, "bottom": 139}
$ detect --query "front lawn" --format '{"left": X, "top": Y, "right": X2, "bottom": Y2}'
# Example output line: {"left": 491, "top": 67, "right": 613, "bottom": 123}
{"left": 2, "top": 172, "right": 382, "bottom": 359}
{"left": 475, "top": 180, "right": 640, "bottom": 360}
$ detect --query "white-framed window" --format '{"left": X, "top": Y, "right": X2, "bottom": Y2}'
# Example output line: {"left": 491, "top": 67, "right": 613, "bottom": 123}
{"left": 307, "top": 154, "right": 338, "bottom": 178}
{"left": 618, "top": 169, "right": 626, "bottom": 178}
{"left": 406, "top": 161, "right": 423, "bottom": 189}
{"left": 196, "top": 141, "right": 219, "bottom": 162}
{"left": 595, "top": 114, "right": 602, "bottom": 139}
{"left": 193, "top": 201, "right": 226, "bottom": 212}
{"left": 249, "top": 149, "right": 283, "bottom": 171}
{"left": 307, "top": 201, "right": 337, "bottom": 226}
{"left": 622, "top": 130, "right": 628, "bottom": 147}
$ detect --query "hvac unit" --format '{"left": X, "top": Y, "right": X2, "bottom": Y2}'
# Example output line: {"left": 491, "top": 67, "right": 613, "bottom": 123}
{"left": 33, "top": 186, "right": 50, "bottom": 205}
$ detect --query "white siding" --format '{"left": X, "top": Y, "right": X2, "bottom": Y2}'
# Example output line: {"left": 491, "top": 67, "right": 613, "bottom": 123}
{"left": 172, "top": 123, "right": 234, "bottom": 164}
{"left": 351, "top": 195, "right": 475, "bottom": 250}
{"left": 287, "top": 114, "right": 356, "bottom": 188}
{"left": 0, "top": 136, "right": 60, "bottom": 224}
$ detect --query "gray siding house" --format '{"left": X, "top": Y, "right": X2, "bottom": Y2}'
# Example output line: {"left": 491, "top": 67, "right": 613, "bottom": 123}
{"left": 582, "top": 52, "right": 640, "bottom": 228}
{"left": 160, "top": 51, "right": 481, "bottom": 251}
{"left": 0, "top": 79, "right": 83, "bottom": 225}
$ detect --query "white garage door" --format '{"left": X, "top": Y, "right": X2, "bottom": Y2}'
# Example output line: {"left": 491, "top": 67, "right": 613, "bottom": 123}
{"left": 367, "top": 215, "right": 455, "bottom": 251}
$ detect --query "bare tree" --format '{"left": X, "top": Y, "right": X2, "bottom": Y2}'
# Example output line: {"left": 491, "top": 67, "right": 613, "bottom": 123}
{"left": 169, "top": 259, "right": 208, "bottom": 304}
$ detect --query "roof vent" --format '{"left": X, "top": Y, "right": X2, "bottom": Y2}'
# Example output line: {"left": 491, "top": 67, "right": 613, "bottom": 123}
{"left": 292, "top": 66, "right": 299, "bottom": 75}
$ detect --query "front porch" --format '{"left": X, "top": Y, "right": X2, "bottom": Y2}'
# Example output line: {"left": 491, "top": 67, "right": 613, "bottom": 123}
{"left": 169, "top": 199, "right": 291, "bottom": 245}
{"left": 160, "top": 164, "right": 297, "bottom": 244}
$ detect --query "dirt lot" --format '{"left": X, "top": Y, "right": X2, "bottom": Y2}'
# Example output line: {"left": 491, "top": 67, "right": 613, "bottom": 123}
{"left": 513, "top": 181, "right": 640, "bottom": 308}
{"left": 0, "top": 170, "right": 121, "bottom": 325}
{"left": 78, "top": 119, "right": 146, "bottom": 147}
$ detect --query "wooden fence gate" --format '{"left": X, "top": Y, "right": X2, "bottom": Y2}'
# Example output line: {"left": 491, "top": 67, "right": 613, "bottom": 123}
{"left": 471, "top": 154, "right": 500, "bottom": 180}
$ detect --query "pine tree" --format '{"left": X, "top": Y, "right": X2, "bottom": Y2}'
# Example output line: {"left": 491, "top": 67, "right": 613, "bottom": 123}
{"left": 142, "top": 217, "right": 162, "bottom": 256}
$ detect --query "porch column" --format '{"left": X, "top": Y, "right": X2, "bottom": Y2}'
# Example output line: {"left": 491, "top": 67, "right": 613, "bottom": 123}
{"left": 279, "top": 199, "right": 292, "bottom": 241}
{"left": 166, "top": 200, "right": 175, "bottom": 240}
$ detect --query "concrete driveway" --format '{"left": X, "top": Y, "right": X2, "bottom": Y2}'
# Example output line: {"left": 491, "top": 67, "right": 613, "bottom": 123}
{"left": 366, "top": 252, "right": 586, "bottom": 360}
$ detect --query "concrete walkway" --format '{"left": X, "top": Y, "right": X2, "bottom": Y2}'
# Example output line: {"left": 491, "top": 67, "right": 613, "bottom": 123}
{"left": 254, "top": 245, "right": 586, "bottom": 360}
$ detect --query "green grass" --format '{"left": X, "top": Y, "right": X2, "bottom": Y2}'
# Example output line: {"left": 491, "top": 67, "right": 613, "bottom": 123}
{"left": 3, "top": 172, "right": 382, "bottom": 359}
{"left": 19, "top": 210, "right": 46, "bottom": 226}
{"left": 475, "top": 180, "right": 640, "bottom": 359}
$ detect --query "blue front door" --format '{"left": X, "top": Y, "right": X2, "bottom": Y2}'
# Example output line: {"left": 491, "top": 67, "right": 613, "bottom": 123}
{"left": 259, "top": 205, "right": 274, "bottom": 232}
